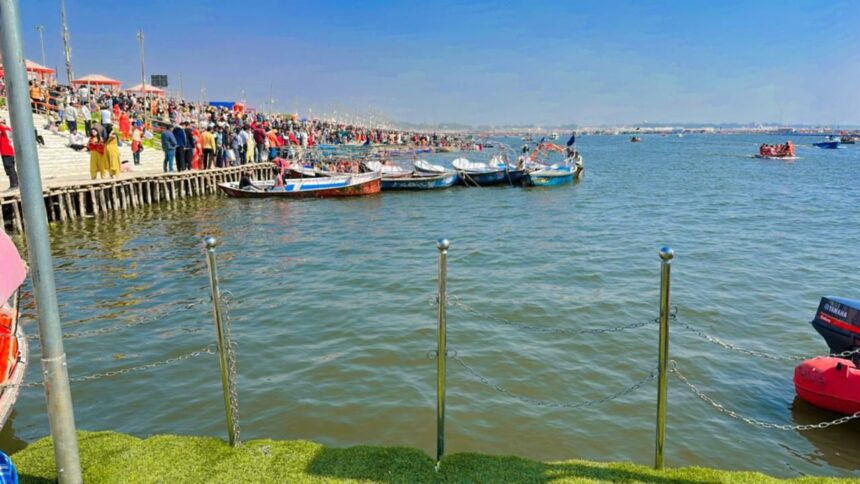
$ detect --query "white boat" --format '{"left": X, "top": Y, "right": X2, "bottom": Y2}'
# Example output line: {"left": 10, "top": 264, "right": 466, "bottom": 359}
{"left": 413, "top": 160, "right": 452, "bottom": 175}
{"left": 365, "top": 161, "right": 410, "bottom": 177}
{"left": 549, "top": 132, "right": 559, "bottom": 140}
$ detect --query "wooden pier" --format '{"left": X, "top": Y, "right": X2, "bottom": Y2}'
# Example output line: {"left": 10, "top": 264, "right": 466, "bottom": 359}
{"left": 1, "top": 163, "right": 275, "bottom": 234}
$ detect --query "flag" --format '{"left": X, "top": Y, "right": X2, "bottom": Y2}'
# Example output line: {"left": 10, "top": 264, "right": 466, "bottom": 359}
{"left": 566, "top": 132, "right": 576, "bottom": 147}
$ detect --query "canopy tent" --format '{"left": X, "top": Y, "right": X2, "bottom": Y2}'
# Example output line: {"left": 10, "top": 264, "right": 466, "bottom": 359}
{"left": 71, "top": 74, "right": 122, "bottom": 92}
{"left": 126, "top": 83, "right": 165, "bottom": 97}
{"left": 0, "top": 58, "right": 56, "bottom": 82}
{"left": 209, "top": 101, "right": 244, "bottom": 115}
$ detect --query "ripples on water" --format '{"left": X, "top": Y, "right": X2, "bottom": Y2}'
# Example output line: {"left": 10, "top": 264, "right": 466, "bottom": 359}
{"left": 4, "top": 135, "right": 860, "bottom": 477}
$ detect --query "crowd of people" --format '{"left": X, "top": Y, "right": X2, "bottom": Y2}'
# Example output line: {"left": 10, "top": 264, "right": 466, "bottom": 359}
{"left": 5, "top": 78, "right": 474, "bottom": 180}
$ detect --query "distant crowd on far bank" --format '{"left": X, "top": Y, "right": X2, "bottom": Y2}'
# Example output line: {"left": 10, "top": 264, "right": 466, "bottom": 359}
{"left": 2, "top": 78, "right": 474, "bottom": 183}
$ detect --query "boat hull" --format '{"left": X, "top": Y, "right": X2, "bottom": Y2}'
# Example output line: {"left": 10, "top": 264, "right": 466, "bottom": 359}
{"left": 218, "top": 176, "right": 381, "bottom": 198}
{"left": 458, "top": 169, "right": 525, "bottom": 186}
{"left": 0, "top": 313, "right": 27, "bottom": 429}
{"left": 794, "top": 357, "right": 860, "bottom": 415}
{"left": 381, "top": 173, "right": 458, "bottom": 190}
{"left": 814, "top": 142, "right": 840, "bottom": 149}
{"left": 754, "top": 155, "right": 799, "bottom": 160}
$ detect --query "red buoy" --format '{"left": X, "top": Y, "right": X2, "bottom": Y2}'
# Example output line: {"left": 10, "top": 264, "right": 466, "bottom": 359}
{"left": 794, "top": 357, "right": 860, "bottom": 415}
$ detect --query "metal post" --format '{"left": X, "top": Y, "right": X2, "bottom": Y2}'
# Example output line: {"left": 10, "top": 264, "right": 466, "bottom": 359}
{"left": 136, "top": 30, "right": 146, "bottom": 129}
{"left": 203, "top": 236, "right": 238, "bottom": 446}
{"left": 654, "top": 246, "right": 674, "bottom": 470}
{"left": 35, "top": 24, "right": 45, "bottom": 67}
{"left": 59, "top": 0, "right": 73, "bottom": 83}
{"left": 0, "top": 1, "right": 82, "bottom": 482}
{"left": 435, "top": 238, "right": 449, "bottom": 469}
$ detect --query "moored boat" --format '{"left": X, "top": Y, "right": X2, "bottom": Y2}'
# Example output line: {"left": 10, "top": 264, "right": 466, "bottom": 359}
{"left": 218, "top": 173, "right": 381, "bottom": 198}
{"left": 413, "top": 160, "right": 453, "bottom": 175}
{"left": 452, "top": 158, "right": 523, "bottom": 186}
{"left": 0, "top": 230, "right": 28, "bottom": 429}
{"left": 794, "top": 297, "right": 860, "bottom": 415}
{"left": 381, "top": 172, "right": 458, "bottom": 190}
{"left": 524, "top": 155, "right": 584, "bottom": 187}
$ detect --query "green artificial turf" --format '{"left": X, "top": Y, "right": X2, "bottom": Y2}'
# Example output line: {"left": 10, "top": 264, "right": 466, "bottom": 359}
{"left": 12, "top": 431, "right": 850, "bottom": 483}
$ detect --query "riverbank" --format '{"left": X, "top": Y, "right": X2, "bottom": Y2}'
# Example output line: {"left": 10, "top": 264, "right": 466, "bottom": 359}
{"left": 12, "top": 431, "right": 843, "bottom": 483}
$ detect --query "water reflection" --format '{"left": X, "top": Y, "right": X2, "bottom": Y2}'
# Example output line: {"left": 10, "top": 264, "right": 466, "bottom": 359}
{"left": 790, "top": 397, "right": 860, "bottom": 471}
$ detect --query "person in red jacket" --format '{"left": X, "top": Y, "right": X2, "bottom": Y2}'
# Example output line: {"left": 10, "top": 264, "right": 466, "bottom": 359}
{"left": 0, "top": 119, "right": 17, "bottom": 190}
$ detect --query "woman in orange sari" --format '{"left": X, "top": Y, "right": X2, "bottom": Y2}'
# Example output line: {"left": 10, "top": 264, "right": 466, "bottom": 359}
{"left": 118, "top": 111, "right": 131, "bottom": 141}
{"left": 191, "top": 128, "right": 203, "bottom": 170}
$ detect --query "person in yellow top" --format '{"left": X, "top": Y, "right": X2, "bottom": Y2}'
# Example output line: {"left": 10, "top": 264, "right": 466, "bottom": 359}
{"left": 201, "top": 127, "right": 216, "bottom": 169}
{"left": 87, "top": 128, "right": 107, "bottom": 180}
{"left": 104, "top": 131, "right": 121, "bottom": 177}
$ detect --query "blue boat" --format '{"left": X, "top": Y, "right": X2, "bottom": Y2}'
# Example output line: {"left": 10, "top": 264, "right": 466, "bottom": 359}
{"left": 525, "top": 166, "right": 576, "bottom": 187}
{"left": 814, "top": 141, "right": 841, "bottom": 149}
{"left": 381, "top": 173, "right": 459, "bottom": 190}
{"left": 452, "top": 157, "right": 524, "bottom": 186}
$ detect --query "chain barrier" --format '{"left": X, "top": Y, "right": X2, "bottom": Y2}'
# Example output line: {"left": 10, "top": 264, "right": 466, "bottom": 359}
{"left": 671, "top": 361, "right": 860, "bottom": 431}
{"left": 220, "top": 291, "right": 241, "bottom": 443}
{"left": 1, "top": 345, "right": 216, "bottom": 390}
{"left": 443, "top": 295, "right": 658, "bottom": 335}
{"left": 27, "top": 299, "right": 208, "bottom": 342}
{"left": 452, "top": 352, "right": 657, "bottom": 409}
{"left": 672, "top": 314, "right": 860, "bottom": 362}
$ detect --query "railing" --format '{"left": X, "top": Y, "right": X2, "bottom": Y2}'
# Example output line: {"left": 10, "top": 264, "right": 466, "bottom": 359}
{"left": 8, "top": 236, "right": 860, "bottom": 472}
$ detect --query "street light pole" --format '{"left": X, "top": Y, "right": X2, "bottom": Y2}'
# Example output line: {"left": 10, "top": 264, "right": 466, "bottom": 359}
{"left": 0, "top": 0, "right": 82, "bottom": 482}
{"left": 136, "top": 30, "right": 146, "bottom": 128}
{"left": 35, "top": 24, "right": 45, "bottom": 67}
{"left": 59, "top": 0, "right": 73, "bottom": 83}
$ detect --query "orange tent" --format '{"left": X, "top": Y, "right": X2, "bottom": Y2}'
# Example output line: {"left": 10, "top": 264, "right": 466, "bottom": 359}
{"left": 126, "top": 83, "right": 165, "bottom": 97}
{"left": 72, "top": 74, "right": 122, "bottom": 92}
{"left": 0, "top": 58, "right": 55, "bottom": 82}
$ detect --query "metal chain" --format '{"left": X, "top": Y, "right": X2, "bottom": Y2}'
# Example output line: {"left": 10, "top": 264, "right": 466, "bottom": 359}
{"left": 672, "top": 315, "right": 860, "bottom": 362}
{"left": 445, "top": 295, "right": 658, "bottom": 335}
{"left": 671, "top": 361, "right": 860, "bottom": 430}
{"left": 27, "top": 299, "right": 207, "bottom": 342}
{"left": 2, "top": 345, "right": 216, "bottom": 389}
{"left": 220, "top": 291, "right": 241, "bottom": 443}
{"left": 452, "top": 353, "right": 657, "bottom": 409}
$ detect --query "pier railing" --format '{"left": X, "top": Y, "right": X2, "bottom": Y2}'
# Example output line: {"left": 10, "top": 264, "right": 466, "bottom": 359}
{"left": 7, "top": 237, "right": 860, "bottom": 472}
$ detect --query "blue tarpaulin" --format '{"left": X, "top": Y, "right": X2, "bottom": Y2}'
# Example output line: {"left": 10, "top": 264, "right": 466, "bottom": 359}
{"left": 209, "top": 101, "right": 235, "bottom": 109}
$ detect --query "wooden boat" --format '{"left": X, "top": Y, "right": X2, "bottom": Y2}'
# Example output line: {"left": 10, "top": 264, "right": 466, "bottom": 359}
{"left": 381, "top": 173, "right": 458, "bottom": 190}
{"left": 413, "top": 160, "right": 453, "bottom": 175}
{"left": 218, "top": 173, "right": 381, "bottom": 198}
{"left": 0, "top": 230, "right": 28, "bottom": 429}
{"left": 524, "top": 156, "right": 584, "bottom": 187}
{"left": 286, "top": 166, "right": 319, "bottom": 178}
{"left": 452, "top": 158, "right": 523, "bottom": 186}
{"left": 365, "top": 161, "right": 411, "bottom": 178}
{"left": 840, "top": 136, "right": 856, "bottom": 145}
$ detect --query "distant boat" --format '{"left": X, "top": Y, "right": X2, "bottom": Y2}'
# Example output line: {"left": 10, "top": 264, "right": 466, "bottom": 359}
{"left": 840, "top": 135, "right": 856, "bottom": 145}
{"left": 814, "top": 137, "right": 841, "bottom": 149}
{"left": 549, "top": 132, "right": 559, "bottom": 140}
{"left": 381, "top": 173, "right": 458, "bottom": 190}
{"left": 219, "top": 173, "right": 382, "bottom": 198}
{"left": 631, "top": 136, "right": 642, "bottom": 143}
{"left": 677, "top": 133, "right": 684, "bottom": 138}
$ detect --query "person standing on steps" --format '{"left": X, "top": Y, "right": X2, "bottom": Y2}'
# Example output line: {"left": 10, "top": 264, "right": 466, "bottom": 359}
{"left": 172, "top": 123, "right": 187, "bottom": 171}
{"left": 0, "top": 119, "right": 18, "bottom": 191}
{"left": 161, "top": 127, "right": 178, "bottom": 172}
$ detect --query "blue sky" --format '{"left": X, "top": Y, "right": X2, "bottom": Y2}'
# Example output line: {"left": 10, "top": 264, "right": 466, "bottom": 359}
{"left": 17, "top": 0, "right": 860, "bottom": 126}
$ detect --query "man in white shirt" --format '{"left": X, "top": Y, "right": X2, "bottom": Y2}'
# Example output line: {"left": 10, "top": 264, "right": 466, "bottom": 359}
{"left": 64, "top": 103, "right": 78, "bottom": 133}
{"left": 80, "top": 104, "right": 91, "bottom": 135}
{"left": 100, "top": 105, "right": 113, "bottom": 137}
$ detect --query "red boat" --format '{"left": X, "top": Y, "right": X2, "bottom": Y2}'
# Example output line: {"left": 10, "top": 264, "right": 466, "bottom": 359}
{"left": 218, "top": 173, "right": 381, "bottom": 198}
{"left": 794, "top": 297, "right": 860, "bottom": 415}
{"left": 795, "top": 358, "right": 860, "bottom": 415}
{"left": 0, "top": 230, "right": 29, "bottom": 429}
{"left": 755, "top": 141, "right": 796, "bottom": 159}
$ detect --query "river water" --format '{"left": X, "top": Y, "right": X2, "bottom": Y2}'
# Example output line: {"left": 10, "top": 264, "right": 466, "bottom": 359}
{"left": 3, "top": 134, "right": 860, "bottom": 477}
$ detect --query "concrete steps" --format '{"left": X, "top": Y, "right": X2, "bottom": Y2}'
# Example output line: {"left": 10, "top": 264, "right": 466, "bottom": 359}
{"left": 1, "top": 108, "right": 164, "bottom": 190}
